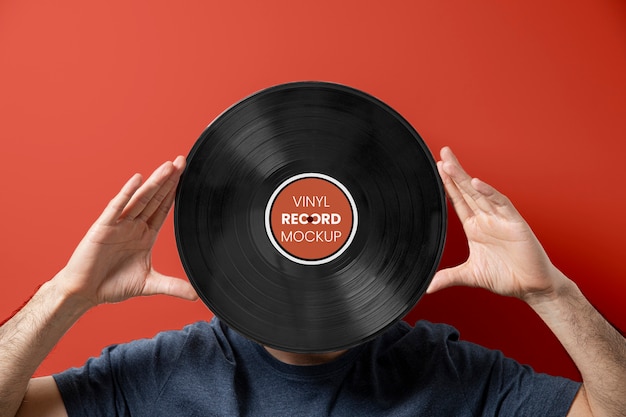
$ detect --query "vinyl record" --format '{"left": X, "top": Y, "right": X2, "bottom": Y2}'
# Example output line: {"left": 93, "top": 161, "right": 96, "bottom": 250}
{"left": 174, "top": 82, "right": 446, "bottom": 353}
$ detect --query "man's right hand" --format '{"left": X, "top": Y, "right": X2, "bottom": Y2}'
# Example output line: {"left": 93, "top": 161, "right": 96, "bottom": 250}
{"left": 1, "top": 156, "right": 198, "bottom": 417}
{"left": 54, "top": 156, "right": 198, "bottom": 308}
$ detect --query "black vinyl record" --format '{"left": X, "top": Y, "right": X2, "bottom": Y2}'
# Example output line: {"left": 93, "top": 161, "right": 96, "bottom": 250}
{"left": 174, "top": 82, "right": 446, "bottom": 353}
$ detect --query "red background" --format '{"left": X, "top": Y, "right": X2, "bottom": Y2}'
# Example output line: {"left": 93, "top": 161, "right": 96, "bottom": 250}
{"left": 1, "top": 1, "right": 624, "bottom": 381}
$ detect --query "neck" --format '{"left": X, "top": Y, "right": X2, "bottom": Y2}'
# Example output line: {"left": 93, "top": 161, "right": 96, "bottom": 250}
{"left": 264, "top": 346, "right": 348, "bottom": 366}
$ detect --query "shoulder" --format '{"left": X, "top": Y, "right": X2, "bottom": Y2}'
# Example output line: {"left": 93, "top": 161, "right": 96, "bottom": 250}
{"left": 124, "top": 317, "right": 227, "bottom": 346}
{"left": 355, "top": 319, "right": 465, "bottom": 383}
{"left": 360, "top": 320, "right": 580, "bottom": 415}
{"left": 374, "top": 319, "right": 528, "bottom": 375}
{"left": 149, "top": 319, "right": 215, "bottom": 347}
{"left": 122, "top": 318, "right": 235, "bottom": 362}
{"left": 54, "top": 318, "right": 228, "bottom": 384}
{"left": 366, "top": 319, "right": 560, "bottom": 387}
{"left": 53, "top": 318, "right": 235, "bottom": 415}
{"left": 405, "top": 319, "right": 460, "bottom": 341}
{"left": 112, "top": 320, "right": 214, "bottom": 357}
{"left": 370, "top": 319, "right": 461, "bottom": 355}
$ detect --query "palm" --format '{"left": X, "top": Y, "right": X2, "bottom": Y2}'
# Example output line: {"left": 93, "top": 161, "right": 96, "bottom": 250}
{"left": 459, "top": 212, "right": 552, "bottom": 298}
{"left": 67, "top": 220, "right": 157, "bottom": 304}
{"left": 429, "top": 147, "right": 561, "bottom": 300}
{"left": 56, "top": 157, "right": 197, "bottom": 307}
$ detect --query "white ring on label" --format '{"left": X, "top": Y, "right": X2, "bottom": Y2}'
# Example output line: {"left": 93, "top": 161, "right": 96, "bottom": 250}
{"left": 265, "top": 173, "right": 358, "bottom": 265}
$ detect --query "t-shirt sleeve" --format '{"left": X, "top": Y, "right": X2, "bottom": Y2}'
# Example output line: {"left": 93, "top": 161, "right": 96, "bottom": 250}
{"left": 53, "top": 326, "right": 190, "bottom": 417}
{"left": 440, "top": 324, "right": 581, "bottom": 416}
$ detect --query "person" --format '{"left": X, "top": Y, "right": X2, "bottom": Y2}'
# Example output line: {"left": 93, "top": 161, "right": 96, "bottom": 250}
{"left": 0, "top": 147, "right": 624, "bottom": 417}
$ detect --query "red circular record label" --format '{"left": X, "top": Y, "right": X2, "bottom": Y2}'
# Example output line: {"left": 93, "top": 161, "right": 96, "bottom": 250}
{"left": 265, "top": 173, "right": 358, "bottom": 265}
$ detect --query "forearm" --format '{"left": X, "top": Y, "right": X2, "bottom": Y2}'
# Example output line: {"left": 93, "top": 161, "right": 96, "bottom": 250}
{"left": 528, "top": 271, "right": 626, "bottom": 417}
{"left": 0, "top": 274, "right": 90, "bottom": 417}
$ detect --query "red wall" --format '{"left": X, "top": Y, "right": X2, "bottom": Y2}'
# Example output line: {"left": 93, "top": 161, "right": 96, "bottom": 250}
{"left": 1, "top": 1, "right": 624, "bottom": 381}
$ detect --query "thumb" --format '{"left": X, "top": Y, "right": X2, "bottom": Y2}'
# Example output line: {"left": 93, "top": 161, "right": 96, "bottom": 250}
{"left": 142, "top": 272, "right": 199, "bottom": 301}
{"left": 427, "top": 263, "right": 469, "bottom": 294}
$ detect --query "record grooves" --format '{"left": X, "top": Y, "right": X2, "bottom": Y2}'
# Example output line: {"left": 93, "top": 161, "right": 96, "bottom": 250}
{"left": 174, "top": 82, "right": 446, "bottom": 352}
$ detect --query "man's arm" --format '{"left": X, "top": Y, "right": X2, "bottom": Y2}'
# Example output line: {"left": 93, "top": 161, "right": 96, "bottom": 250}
{"left": 529, "top": 275, "right": 625, "bottom": 417}
{"left": 0, "top": 157, "right": 197, "bottom": 417}
{"left": 428, "top": 147, "right": 626, "bottom": 417}
{"left": 0, "top": 280, "right": 86, "bottom": 417}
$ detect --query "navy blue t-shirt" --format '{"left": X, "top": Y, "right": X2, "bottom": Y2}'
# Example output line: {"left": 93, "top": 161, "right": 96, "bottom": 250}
{"left": 54, "top": 318, "right": 579, "bottom": 416}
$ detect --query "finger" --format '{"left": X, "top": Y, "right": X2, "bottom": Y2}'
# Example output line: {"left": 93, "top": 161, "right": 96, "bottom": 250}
{"left": 123, "top": 157, "right": 184, "bottom": 222}
{"left": 471, "top": 177, "right": 520, "bottom": 219}
{"left": 145, "top": 156, "right": 185, "bottom": 229}
{"left": 136, "top": 157, "right": 185, "bottom": 224}
{"left": 440, "top": 147, "right": 495, "bottom": 215}
{"left": 146, "top": 182, "right": 177, "bottom": 231}
{"left": 122, "top": 160, "right": 174, "bottom": 221}
{"left": 97, "top": 174, "right": 143, "bottom": 226}
{"left": 142, "top": 272, "right": 199, "bottom": 301}
{"left": 438, "top": 161, "right": 473, "bottom": 223}
{"left": 427, "top": 264, "right": 472, "bottom": 294}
